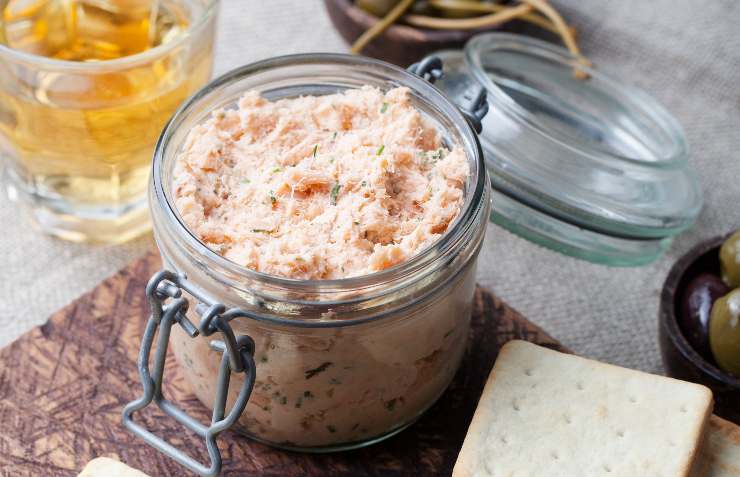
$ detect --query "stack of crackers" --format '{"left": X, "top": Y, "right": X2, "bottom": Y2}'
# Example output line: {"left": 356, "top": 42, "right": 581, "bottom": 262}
{"left": 453, "top": 341, "right": 740, "bottom": 477}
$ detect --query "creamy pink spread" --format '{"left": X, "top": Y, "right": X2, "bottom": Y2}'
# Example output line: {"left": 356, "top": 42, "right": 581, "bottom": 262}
{"left": 173, "top": 86, "right": 469, "bottom": 279}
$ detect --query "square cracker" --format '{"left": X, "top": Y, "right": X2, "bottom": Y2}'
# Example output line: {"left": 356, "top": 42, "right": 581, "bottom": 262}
{"left": 453, "top": 341, "right": 713, "bottom": 477}
{"left": 692, "top": 415, "right": 740, "bottom": 476}
{"left": 78, "top": 457, "right": 149, "bottom": 476}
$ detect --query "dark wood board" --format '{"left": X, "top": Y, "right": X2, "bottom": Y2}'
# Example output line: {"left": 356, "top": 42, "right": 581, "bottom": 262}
{"left": 0, "top": 252, "right": 566, "bottom": 476}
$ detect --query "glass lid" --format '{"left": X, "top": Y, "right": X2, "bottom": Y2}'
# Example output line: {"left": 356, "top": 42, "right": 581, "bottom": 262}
{"left": 432, "top": 33, "right": 703, "bottom": 266}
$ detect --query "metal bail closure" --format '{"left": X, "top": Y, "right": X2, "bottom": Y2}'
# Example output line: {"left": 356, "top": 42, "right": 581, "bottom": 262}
{"left": 122, "top": 270, "right": 257, "bottom": 477}
{"left": 408, "top": 55, "right": 489, "bottom": 134}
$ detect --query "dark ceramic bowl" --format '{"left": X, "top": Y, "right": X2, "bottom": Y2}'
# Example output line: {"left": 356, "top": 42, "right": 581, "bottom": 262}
{"left": 659, "top": 234, "right": 740, "bottom": 424}
{"left": 324, "top": 0, "right": 483, "bottom": 66}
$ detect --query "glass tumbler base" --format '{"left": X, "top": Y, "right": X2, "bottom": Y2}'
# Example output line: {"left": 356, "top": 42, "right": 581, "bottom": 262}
{"left": 3, "top": 166, "right": 151, "bottom": 244}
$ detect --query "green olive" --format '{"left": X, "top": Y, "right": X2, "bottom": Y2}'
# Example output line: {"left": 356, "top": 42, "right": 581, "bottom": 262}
{"left": 720, "top": 230, "right": 740, "bottom": 288}
{"left": 709, "top": 288, "right": 740, "bottom": 376}
{"left": 356, "top": 0, "right": 401, "bottom": 17}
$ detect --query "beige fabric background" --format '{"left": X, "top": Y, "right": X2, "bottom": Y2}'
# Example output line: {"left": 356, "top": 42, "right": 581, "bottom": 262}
{"left": 1, "top": 0, "right": 739, "bottom": 374}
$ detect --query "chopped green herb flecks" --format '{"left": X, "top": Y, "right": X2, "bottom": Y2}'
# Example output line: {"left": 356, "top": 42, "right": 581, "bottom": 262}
{"left": 327, "top": 425, "right": 337, "bottom": 433}
{"left": 443, "top": 327, "right": 456, "bottom": 338}
{"left": 252, "top": 229, "right": 274, "bottom": 234}
{"left": 260, "top": 355, "right": 268, "bottom": 363}
{"left": 304, "top": 390, "right": 314, "bottom": 399}
{"left": 280, "top": 396, "right": 288, "bottom": 405}
{"left": 353, "top": 220, "right": 360, "bottom": 226}
{"left": 330, "top": 183, "right": 341, "bottom": 205}
{"left": 241, "top": 178, "right": 251, "bottom": 184}
{"left": 376, "top": 145, "right": 385, "bottom": 156}
{"left": 273, "top": 167, "right": 282, "bottom": 173}
{"left": 269, "top": 190, "right": 277, "bottom": 204}
{"left": 329, "top": 377, "right": 342, "bottom": 385}
{"left": 361, "top": 180, "right": 367, "bottom": 187}
{"left": 425, "top": 148, "right": 446, "bottom": 164}
{"left": 332, "top": 131, "right": 338, "bottom": 141}
{"left": 380, "top": 102, "right": 389, "bottom": 114}
{"left": 385, "top": 398, "right": 397, "bottom": 411}
{"left": 312, "top": 144, "right": 318, "bottom": 158}
{"left": 305, "top": 361, "right": 333, "bottom": 379}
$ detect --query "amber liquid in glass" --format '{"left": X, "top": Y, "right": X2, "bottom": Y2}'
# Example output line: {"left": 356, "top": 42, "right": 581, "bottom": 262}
{"left": 0, "top": 0, "right": 213, "bottom": 242}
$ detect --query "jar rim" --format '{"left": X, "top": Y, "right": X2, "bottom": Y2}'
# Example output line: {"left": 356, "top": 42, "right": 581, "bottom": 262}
{"left": 0, "top": 0, "right": 219, "bottom": 72}
{"left": 464, "top": 32, "right": 689, "bottom": 169}
{"left": 151, "top": 53, "right": 489, "bottom": 295}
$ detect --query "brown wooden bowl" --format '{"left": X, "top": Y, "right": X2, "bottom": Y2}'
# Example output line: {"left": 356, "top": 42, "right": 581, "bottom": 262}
{"left": 324, "top": 0, "right": 484, "bottom": 66}
{"left": 659, "top": 233, "right": 740, "bottom": 424}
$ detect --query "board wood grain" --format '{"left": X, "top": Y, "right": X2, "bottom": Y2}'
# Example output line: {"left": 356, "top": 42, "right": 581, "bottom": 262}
{"left": 0, "top": 252, "right": 565, "bottom": 476}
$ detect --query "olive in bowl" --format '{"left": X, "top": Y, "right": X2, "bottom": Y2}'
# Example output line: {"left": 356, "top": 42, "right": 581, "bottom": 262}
{"left": 678, "top": 272, "right": 729, "bottom": 359}
{"left": 720, "top": 230, "right": 740, "bottom": 288}
{"left": 710, "top": 288, "right": 740, "bottom": 376}
{"left": 659, "top": 233, "right": 740, "bottom": 424}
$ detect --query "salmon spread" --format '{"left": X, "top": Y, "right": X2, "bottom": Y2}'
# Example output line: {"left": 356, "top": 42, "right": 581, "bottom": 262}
{"left": 173, "top": 86, "right": 469, "bottom": 279}
{"left": 168, "top": 85, "right": 481, "bottom": 449}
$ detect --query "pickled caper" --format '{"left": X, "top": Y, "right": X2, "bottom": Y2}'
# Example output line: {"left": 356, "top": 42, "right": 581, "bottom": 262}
{"left": 720, "top": 230, "right": 740, "bottom": 288}
{"left": 410, "top": 0, "right": 436, "bottom": 15}
{"left": 436, "top": 0, "right": 486, "bottom": 18}
{"left": 709, "top": 288, "right": 740, "bottom": 376}
{"left": 356, "top": 0, "right": 401, "bottom": 17}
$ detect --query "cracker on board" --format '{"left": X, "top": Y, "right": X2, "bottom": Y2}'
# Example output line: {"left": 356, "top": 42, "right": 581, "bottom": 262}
{"left": 77, "top": 457, "right": 149, "bottom": 477}
{"left": 692, "top": 415, "right": 740, "bottom": 476}
{"left": 453, "top": 340, "right": 713, "bottom": 477}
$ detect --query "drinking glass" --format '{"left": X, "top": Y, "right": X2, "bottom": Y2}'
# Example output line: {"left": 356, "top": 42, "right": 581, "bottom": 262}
{"left": 0, "top": 0, "right": 218, "bottom": 242}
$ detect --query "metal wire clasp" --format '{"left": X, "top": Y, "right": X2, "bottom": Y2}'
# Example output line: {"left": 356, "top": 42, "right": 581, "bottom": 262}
{"left": 122, "top": 270, "right": 256, "bottom": 477}
{"left": 408, "top": 55, "right": 489, "bottom": 134}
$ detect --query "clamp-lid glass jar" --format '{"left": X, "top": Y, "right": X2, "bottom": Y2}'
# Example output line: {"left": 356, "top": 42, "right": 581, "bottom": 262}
{"left": 434, "top": 33, "right": 702, "bottom": 266}
{"left": 123, "top": 53, "right": 490, "bottom": 475}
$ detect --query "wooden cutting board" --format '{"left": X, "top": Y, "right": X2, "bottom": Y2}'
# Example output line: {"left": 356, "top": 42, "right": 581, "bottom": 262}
{"left": 0, "top": 252, "right": 566, "bottom": 477}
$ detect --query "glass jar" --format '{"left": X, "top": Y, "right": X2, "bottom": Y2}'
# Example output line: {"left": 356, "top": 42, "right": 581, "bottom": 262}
{"left": 126, "top": 53, "right": 490, "bottom": 472}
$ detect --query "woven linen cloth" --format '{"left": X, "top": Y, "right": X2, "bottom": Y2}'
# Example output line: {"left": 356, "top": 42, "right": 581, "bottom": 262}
{"left": 1, "top": 0, "right": 739, "bottom": 374}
